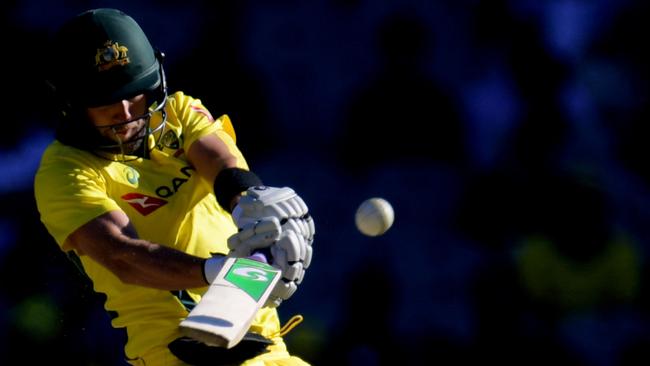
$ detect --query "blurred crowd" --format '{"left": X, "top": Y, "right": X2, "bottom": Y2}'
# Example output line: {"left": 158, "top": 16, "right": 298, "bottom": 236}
{"left": 1, "top": 0, "right": 649, "bottom": 365}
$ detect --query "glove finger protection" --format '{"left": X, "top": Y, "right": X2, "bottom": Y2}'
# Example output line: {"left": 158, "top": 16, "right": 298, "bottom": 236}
{"left": 293, "top": 212, "right": 315, "bottom": 243}
{"left": 270, "top": 230, "right": 305, "bottom": 281}
{"left": 302, "top": 245, "right": 313, "bottom": 270}
{"left": 278, "top": 229, "right": 304, "bottom": 262}
{"left": 293, "top": 195, "right": 309, "bottom": 216}
{"left": 295, "top": 266, "right": 306, "bottom": 285}
{"left": 304, "top": 213, "right": 315, "bottom": 240}
{"left": 273, "top": 279, "right": 298, "bottom": 300}
{"left": 281, "top": 219, "right": 308, "bottom": 255}
{"left": 265, "top": 280, "right": 298, "bottom": 308}
{"left": 282, "top": 214, "right": 315, "bottom": 246}
{"left": 265, "top": 204, "right": 293, "bottom": 220}
{"left": 271, "top": 250, "right": 302, "bottom": 281}
{"left": 283, "top": 218, "right": 313, "bottom": 270}
{"left": 276, "top": 200, "right": 301, "bottom": 218}
{"left": 227, "top": 217, "right": 281, "bottom": 258}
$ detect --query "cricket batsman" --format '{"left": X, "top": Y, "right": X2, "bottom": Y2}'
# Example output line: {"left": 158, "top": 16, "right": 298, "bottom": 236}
{"left": 34, "top": 8, "right": 314, "bottom": 365}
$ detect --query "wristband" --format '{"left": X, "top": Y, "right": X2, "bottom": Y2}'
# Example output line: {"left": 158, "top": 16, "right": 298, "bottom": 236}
{"left": 213, "top": 168, "right": 263, "bottom": 212}
{"left": 203, "top": 255, "right": 227, "bottom": 284}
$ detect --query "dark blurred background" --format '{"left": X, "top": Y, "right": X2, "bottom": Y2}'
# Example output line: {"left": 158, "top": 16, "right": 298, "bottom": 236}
{"left": 2, "top": 0, "right": 650, "bottom": 365}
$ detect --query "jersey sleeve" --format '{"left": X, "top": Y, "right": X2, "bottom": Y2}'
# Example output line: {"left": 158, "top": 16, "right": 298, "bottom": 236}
{"left": 34, "top": 143, "right": 121, "bottom": 248}
{"left": 168, "top": 92, "right": 249, "bottom": 170}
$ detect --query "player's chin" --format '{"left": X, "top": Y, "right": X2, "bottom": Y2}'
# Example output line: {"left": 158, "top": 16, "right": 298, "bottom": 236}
{"left": 122, "top": 138, "right": 145, "bottom": 154}
{"left": 119, "top": 125, "right": 148, "bottom": 152}
{"left": 101, "top": 135, "right": 145, "bottom": 155}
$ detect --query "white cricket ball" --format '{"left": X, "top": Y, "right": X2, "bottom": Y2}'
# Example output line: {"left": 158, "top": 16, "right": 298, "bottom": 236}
{"left": 355, "top": 197, "right": 394, "bottom": 236}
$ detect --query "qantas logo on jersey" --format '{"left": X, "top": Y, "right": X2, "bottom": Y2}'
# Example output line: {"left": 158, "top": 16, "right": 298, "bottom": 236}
{"left": 155, "top": 166, "right": 195, "bottom": 198}
{"left": 121, "top": 193, "right": 168, "bottom": 216}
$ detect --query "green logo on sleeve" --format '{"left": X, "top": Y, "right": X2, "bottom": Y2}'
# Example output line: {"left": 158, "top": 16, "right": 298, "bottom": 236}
{"left": 225, "top": 258, "right": 280, "bottom": 301}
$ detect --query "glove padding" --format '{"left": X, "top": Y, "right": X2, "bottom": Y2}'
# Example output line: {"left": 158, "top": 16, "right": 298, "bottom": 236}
{"left": 269, "top": 228, "right": 310, "bottom": 281}
{"left": 227, "top": 217, "right": 312, "bottom": 307}
{"left": 227, "top": 217, "right": 281, "bottom": 258}
{"left": 232, "top": 186, "right": 315, "bottom": 245}
{"left": 279, "top": 218, "right": 313, "bottom": 270}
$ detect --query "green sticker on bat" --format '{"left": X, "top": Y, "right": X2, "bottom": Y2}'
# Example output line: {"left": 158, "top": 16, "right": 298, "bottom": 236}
{"left": 225, "top": 258, "right": 280, "bottom": 301}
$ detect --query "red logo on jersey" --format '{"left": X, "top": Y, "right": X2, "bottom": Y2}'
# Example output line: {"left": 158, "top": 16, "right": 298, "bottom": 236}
{"left": 121, "top": 193, "right": 168, "bottom": 216}
{"left": 190, "top": 105, "right": 214, "bottom": 122}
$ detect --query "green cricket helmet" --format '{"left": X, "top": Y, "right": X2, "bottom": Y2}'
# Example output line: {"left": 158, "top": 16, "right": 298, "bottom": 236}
{"left": 49, "top": 8, "right": 168, "bottom": 157}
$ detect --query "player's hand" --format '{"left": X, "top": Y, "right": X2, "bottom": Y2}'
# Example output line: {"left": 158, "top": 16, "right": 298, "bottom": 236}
{"left": 232, "top": 186, "right": 315, "bottom": 245}
{"left": 205, "top": 217, "right": 279, "bottom": 284}
{"left": 227, "top": 217, "right": 313, "bottom": 307}
{"left": 227, "top": 218, "right": 312, "bottom": 275}
{"left": 227, "top": 217, "right": 281, "bottom": 258}
{"left": 265, "top": 226, "right": 312, "bottom": 307}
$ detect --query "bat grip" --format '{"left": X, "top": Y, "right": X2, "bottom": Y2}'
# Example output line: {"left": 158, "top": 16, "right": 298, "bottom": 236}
{"left": 250, "top": 247, "right": 272, "bottom": 264}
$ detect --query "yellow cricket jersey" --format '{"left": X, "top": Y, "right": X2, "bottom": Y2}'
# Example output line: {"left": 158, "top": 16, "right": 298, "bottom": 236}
{"left": 34, "top": 91, "right": 282, "bottom": 361}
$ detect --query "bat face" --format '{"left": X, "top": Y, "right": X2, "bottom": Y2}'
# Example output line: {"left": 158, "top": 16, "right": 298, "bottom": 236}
{"left": 179, "top": 257, "right": 281, "bottom": 348}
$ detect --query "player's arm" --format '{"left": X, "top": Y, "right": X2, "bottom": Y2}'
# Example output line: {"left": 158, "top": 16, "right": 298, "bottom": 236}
{"left": 186, "top": 129, "right": 315, "bottom": 306}
{"left": 187, "top": 133, "right": 249, "bottom": 211}
{"left": 186, "top": 132, "right": 311, "bottom": 230}
{"left": 65, "top": 209, "right": 211, "bottom": 290}
{"left": 186, "top": 133, "right": 239, "bottom": 185}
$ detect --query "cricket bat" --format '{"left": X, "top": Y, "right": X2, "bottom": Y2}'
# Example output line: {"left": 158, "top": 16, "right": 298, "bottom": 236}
{"left": 179, "top": 255, "right": 281, "bottom": 348}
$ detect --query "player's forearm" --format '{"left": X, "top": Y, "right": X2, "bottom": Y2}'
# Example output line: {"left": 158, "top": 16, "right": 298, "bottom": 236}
{"left": 66, "top": 210, "right": 209, "bottom": 290}
{"left": 108, "top": 238, "right": 208, "bottom": 290}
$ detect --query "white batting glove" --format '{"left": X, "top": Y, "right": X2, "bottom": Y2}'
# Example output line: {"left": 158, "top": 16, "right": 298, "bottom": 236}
{"left": 269, "top": 228, "right": 309, "bottom": 281}
{"left": 203, "top": 255, "right": 227, "bottom": 284}
{"left": 279, "top": 218, "right": 313, "bottom": 270}
{"left": 230, "top": 186, "right": 315, "bottom": 307}
{"left": 226, "top": 217, "right": 281, "bottom": 258}
{"left": 264, "top": 227, "right": 310, "bottom": 307}
{"left": 266, "top": 282, "right": 298, "bottom": 308}
{"left": 232, "top": 186, "right": 315, "bottom": 244}
{"left": 227, "top": 216, "right": 313, "bottom": 308}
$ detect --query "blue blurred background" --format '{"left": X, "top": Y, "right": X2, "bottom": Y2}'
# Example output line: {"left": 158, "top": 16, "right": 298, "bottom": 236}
{"left": 2, "top": 0, "right": 650, "bottom": 364}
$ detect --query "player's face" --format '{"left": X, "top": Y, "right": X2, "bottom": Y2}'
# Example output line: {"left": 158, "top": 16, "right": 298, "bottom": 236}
{"left": 87, "top": 94, "right": 149, "bottom": 145}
